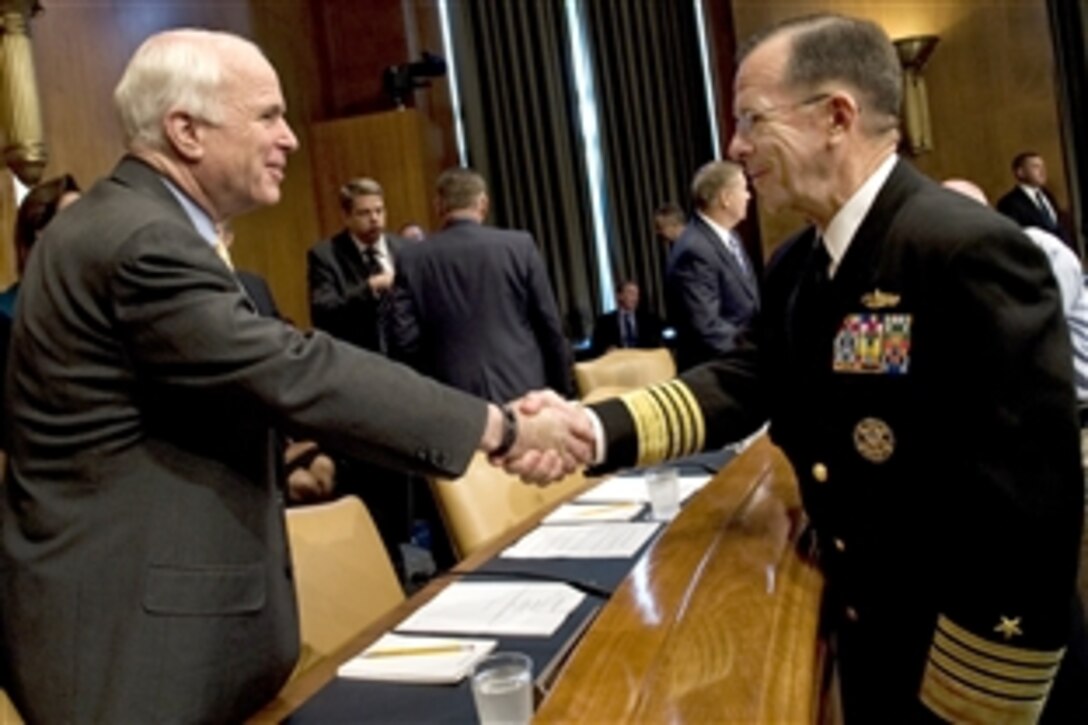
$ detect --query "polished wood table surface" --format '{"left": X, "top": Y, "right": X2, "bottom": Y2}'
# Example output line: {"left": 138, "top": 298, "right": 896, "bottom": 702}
{"left": 535, "top": 436, "right": 825, "bottom": 724}
{"left": 252, "top": 435, "right": 825, "bottom": 723}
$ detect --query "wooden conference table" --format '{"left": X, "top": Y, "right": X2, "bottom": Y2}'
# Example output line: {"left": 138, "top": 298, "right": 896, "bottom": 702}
{"left": 252, "top": 435, "right": 826, "bottom": 723}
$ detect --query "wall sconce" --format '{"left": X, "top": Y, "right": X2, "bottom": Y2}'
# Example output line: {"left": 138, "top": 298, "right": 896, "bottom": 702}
{"left": 0, "top": 0, "right": 46, "bottom": 185}
{"left": 894, "top": 35, "right": 939, "bottom": 156}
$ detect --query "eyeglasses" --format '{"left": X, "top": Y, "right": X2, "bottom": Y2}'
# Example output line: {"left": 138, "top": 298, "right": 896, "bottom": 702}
{"left": 733, "top": 93, "right": 831, "bottom": 136}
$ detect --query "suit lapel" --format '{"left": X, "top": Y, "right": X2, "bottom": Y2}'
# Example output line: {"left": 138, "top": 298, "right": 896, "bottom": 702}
{"left": 695, "top": 217, "right": 757, "bottom": 303}
{"left": 332, "top": 231, "right": 369, "bottom": 284}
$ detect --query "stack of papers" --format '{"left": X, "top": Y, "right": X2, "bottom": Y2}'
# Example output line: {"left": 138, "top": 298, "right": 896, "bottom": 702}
{"left": 339, "top": 633, "right": 496, "bottom": 684}
{"left": 575, "top": 473, "right": 712, "bottom": 505}
{"left": 395, "top": 581, "right": 585, "bottom": 637}
{"left": 541, "top": 501, "right": 644, "bottom": 524}
{"left": 501, "top": 522, "right": 660, "bottom": 559}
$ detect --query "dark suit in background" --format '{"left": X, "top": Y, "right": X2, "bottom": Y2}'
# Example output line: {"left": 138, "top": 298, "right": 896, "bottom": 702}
{"left": 237, "top": 270, "right": 281, "bottom": 319}
{"left": 665, "top": 215, "right": 760, "bottom": 371}
{"left": 589, "top": 308, "right": 663, "bottom": 357}
{"left": 390, "top": 219, "right": 573, "bottom": 402}
{"left": 0, "top": 157, "right": 488, "bottom": 723}
{"left": 996, "top": 186, "right": 1071, "bottom": 245}
{"left": 307, "top": 230, "right": 404, "bottom": 353}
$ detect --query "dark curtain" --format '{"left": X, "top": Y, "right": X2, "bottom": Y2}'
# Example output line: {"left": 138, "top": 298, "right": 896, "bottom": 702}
{"left": 448, "top": 0, "right": 602, "bottom": 338}
{"left": 582, "top": 0, "right": 715, "bottom": 318}
{"left": 1047, "top": 0, "right": 1087, "bottom": 258}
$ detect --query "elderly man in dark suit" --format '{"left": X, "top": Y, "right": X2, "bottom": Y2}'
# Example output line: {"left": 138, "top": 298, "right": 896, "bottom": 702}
{"left": 308, "top": 177, "right": 404, "bottom": 353}
{"left": 0, "top": 29, "right": 589, "bottom": 724}
{"left": 589, "top": 280, "right": 663, "bottom": 357}
{"left": 512, "top": 14, "right": 1088, "bottom": 722}
{"left": 390, "top": 167, "right": 572, "bottom": 403}
{"left": 666, "top": 160, "right": 760, "bottom": 371}
{"left": 996, "top": 151, "right": 1071, "bottom": 246}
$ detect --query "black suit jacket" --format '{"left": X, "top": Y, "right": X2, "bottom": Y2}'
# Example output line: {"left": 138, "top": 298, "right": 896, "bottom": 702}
{"left": 996, "top": 185, "right": 1069, "bottom": 243}
{"left": 592, "top": 160, "right": 1087, "bottom": 721}
{"left": 0, "top": 157, "right": 488, "bottom": 723}
{"left": 665, "top": 216, "right": 760, "bottom": 370}
{"left": 307, "top": 230, "right": 404, "bottom": 352}
{"left": 237, "top": 270, "right": 281, "bottom": 319}
{"left": 390, "top": 219, "right": 573, "bottom": 402}
{"left": 589, "top": 309, "right": 663, "bottom": 357}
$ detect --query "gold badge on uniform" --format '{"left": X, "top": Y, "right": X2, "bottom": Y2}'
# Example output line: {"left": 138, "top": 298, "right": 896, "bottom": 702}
{"left": 853, "top": 417, "right": 895, "bottom": 463}
{"left": 994, "top": 616, "right": 1023, "bottom": 640}
{"left": 860, "top": 288, "right": 901, "bottom": 309}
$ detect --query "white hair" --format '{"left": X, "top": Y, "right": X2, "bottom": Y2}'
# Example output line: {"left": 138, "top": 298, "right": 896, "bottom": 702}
{"left": 113, "top": 29, "right": 254, "bottom": 150}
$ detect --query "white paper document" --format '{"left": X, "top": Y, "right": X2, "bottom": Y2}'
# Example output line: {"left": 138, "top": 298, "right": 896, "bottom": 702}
{"left": 576, "top": 473, "right": 712, "bottom": 505}
{"left": 541, "top": 501, "right": 644, "bottom": 524}
{"left": 500, "top": 522, "right": 660, "bottom": 559}
{"left": 395, "top": 582, "right": 585, "bottom": 637}
{"left": 338, "top": 633, "right": 497, "bottom": 684}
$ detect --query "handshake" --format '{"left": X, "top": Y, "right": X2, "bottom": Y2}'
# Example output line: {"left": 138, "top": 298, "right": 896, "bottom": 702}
{"left": 485, "top": 390, "right": 599, "bottom": 484}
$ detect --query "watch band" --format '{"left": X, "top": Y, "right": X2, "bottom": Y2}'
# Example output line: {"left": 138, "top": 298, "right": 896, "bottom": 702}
{"left": 491, "top": 404, "right": 518, "bottom": 458}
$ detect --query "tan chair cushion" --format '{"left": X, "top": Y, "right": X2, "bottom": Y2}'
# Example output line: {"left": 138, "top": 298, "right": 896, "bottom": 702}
{"left": 574, "top": 347, "right": 676, "bottom": 398}
{"left": 286, "top": 497, "right": 404, "bottom": 675}
{"left": 430, "top": 452, "right": 589, "bottom": 558}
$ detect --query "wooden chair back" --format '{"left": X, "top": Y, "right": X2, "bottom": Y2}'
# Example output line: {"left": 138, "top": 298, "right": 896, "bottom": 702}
{"left": 573, "top": 347, "right": 676, "bottom": 398}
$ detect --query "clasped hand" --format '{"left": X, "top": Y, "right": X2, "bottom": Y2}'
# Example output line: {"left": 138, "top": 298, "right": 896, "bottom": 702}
{"left": 489, "top": 390, "right": 597, "bottom": 484}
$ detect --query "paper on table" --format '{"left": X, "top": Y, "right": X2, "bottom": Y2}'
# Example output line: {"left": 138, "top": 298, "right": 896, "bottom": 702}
{"left": 395, "top": 581, "right": 585, "bottom": 637}
{"left": 541, "top": 502, "right": 644, "bottom": 524}
{"left": 575, "top": 473, "right": 712, "bottom": 505}
{"left": 500, "top": 522, "right": 660, "bottom": 559}
{"left": 338, "top": 633, "right": 497, "bottom": 684}
{"left": 677, "top": 474, "right": 713, "bottom": 502}
{"left": 575, "top": 476, "right": 649, "bottom": 503}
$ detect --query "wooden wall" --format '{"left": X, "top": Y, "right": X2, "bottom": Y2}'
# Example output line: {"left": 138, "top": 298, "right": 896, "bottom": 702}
{"left": 730, "top": 0, "right": 1066, "bottom": 260}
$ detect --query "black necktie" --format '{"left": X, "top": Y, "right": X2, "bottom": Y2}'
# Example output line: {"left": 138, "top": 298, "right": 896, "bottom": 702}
{"left": 363, "top": 246, "right": 382, "bottom": 277}
{"left": 1035, "top": 190, "right": 1057, "bottom": 228}
{"left": 622, "top": 313, "right": 637, "bottom": 347}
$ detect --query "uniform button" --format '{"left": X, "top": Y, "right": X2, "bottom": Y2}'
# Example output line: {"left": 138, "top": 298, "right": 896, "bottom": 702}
{"left": 844, "top": 606, "right": 859, "bottom": 622}
{"left": 812, "top": 463, "right": 828, "bottom": 483}
{"left": 833, "top": 538, "right": 846, "bottom": 553}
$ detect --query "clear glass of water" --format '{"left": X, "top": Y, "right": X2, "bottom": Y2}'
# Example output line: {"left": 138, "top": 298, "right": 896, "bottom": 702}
{"left": 646, "top": 467, "right": 680, "bottom": 521}
{"left": 471, "top": 651, "right": 533, "bottom": 725}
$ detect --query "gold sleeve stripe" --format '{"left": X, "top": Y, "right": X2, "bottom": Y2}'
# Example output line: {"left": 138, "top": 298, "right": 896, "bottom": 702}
{"left": 668, "top": 379, "right": 705, "bottom": 453}
{"left": 933, "top": 630, "right": 1059, "bottom": 683}
{"left": 921, "top": 656, "right": 1047, "bottom": 724}
{"left": 646, "top": 385, "right": 683, "bottom": 460}
{"left": 938, "top": 615, "right": 1065, "bottom": 667}
{"left": 621, "top": 386, "right": 669, "bottom": 466}
{"left": 619, "top": 380, "right": 704, "bottom": 467}
{"left": 927, "top": 648, "right": 1053, "bottom": 699}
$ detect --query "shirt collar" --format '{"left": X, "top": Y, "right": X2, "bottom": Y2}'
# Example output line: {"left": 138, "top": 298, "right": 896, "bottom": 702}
{"left": 1018, "top": 183, "right": 1043, "bottom": 197}
{"left": 822, "top": 153, "right": 898, "bottom": 276}
{"left": 159, "top": 177, "right": 218, "bottom": 247}
{"left": 696, "top": 211, "right": 736, "bottom": 247}
{"left": 353, "top": 232, "right": 389, "bottom": 258}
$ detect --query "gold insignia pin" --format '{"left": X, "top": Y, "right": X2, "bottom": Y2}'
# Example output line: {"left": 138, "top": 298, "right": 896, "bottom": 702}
{"left": 853, "top": 417, "right": 895, "bottom": 463}
{"left": 994, "top": 616, "right": 1023, "bottom": 640}
{"left": 860, "top": 288, "right": 901, "bottom": 309}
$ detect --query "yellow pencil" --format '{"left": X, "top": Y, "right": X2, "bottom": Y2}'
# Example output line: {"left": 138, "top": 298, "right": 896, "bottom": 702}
{"left": 362, "top": 644, "right": 471, "bottom": 659}
{"left": 574, "top": 503, "right": 640, "bottom": 517}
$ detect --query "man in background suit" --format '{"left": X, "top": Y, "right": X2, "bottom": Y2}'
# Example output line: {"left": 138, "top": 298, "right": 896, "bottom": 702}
{"left": 996, "top": 151, "right": 1072, "bottom": 247}
{"left": 0, "top": 30, "right": 588, "bottom": 723}
{"left": 666, "top": 160, "right": 760, "bottom": 371}
{"left": 589, "top": 280, "right": 663, "bottom": 357}
{"left": 308, "top": 177, "right": 404, "bottom": 353}
{"left": 652, "top": 201, "right": 686, "bottom": 250}
{"left": 390, "top": 167, "right": 572, "bottom": 403}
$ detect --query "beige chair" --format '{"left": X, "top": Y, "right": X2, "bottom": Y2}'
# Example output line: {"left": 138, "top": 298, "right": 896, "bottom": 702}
{"left": 286, "top": 497, "right": 404, "bottom": 675}
{"left": 430, "top": 453, "right": 589, "bottom": 558}
{"left": 0, "top": 690, "right": 23, "bottom": 725}
{"left": 573, "top": 347, "right": 676, "bottom": 399}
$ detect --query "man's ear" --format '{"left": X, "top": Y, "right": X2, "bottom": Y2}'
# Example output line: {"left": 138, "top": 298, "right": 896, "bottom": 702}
{"left": 826, "top": 92, "right": 860, "bottom": 143}
{"left": 163, "top": 110, "right": 205, "bottom": 162}
{"left": 478, "top": 193, "right": 490, "bottom": 219}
